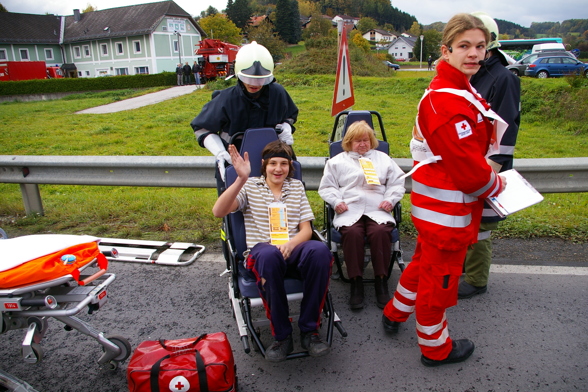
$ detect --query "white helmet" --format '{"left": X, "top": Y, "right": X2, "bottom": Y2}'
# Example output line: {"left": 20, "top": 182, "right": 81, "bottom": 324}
{"left": 471, "top": 11, "right": 501, "bottom": 51}
{"left": 235, "top": 41, "right": 274, "bottom": 87}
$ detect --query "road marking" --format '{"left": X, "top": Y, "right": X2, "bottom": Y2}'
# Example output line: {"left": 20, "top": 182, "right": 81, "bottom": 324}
{"left": 490, "top": 264, "right": 588, "bottom": 275}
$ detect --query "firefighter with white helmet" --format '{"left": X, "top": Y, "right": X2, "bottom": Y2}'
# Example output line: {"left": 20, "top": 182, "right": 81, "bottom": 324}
{"left": 190, "top": 41, "right": 298, "bottom": 187}
{"left": 459, "top": 12, "right": 521, "bottom": 300}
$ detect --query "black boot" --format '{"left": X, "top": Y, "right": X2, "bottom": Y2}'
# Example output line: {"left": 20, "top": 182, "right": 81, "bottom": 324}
{"left": 375, "top": 275, "right": 390, "bottom": 309}
{"left": 349, "top": 276, "right": 364, "bottom": 310}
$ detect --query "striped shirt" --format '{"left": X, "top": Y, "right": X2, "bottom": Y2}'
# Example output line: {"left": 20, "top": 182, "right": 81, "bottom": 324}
{"left": 236, "top": 177, "right": 314, "bottom": 249}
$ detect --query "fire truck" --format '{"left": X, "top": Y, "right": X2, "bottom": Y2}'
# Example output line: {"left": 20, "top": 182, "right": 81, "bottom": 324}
{"left": 195, "top": 39, "right": 239, "bottom": 82}
{"left": 0, "top": 61, "right": 63, "bottom": 81}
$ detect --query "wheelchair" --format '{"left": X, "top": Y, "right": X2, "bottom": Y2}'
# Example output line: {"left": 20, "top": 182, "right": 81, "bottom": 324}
{"left": 323, "top": 110, "right": 406, "bottom": 284}
{"left": 219, "top": 128, "right": 347, "bottom": 359}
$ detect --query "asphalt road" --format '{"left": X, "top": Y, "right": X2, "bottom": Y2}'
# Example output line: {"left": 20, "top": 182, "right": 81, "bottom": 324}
{"left": 1, "top": 238, "right": 587, "bottom": 392}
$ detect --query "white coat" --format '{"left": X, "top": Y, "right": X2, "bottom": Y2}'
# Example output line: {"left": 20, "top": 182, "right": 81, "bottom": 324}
{"left": 318, "top": 149, "right": 406, "bottom": 229}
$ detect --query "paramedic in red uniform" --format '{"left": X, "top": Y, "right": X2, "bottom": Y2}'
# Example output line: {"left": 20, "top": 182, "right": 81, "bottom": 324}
{"left": 381, "top": 13, "right": 506, "bottom": 367}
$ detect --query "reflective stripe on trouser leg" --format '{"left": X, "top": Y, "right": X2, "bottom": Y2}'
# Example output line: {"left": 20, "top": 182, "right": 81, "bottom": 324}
{"left": 383, "top": 240, "right": 422, "bottom": 322}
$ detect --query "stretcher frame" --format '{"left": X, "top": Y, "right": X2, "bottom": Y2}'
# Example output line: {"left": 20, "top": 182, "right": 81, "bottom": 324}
{"left": 98, "top": 238, "right": 205, "bottom": 266}
{"left": 0, "top": 258, "right": 131, "bottom": 370}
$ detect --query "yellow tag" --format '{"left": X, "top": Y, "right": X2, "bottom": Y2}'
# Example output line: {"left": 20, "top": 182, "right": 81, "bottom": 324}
{"left": 359, "top": 158, "right": 381, "bottom": 185}
{"left": 268, "top": 202, "right": 289, "bottom": 245}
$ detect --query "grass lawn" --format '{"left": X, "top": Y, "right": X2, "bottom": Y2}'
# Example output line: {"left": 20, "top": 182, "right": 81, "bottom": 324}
{"left": 0, "top": 74, "right": 587, "bottom": 244}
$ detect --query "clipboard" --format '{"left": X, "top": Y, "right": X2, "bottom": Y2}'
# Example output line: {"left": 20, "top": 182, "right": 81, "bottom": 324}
{"left": 486, "top": 169, "right": 544, "bottom": 218}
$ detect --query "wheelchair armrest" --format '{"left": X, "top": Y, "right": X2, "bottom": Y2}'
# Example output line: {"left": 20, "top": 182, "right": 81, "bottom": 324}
{"left": 393, "top": 202, "right": 402, "bottom": 226}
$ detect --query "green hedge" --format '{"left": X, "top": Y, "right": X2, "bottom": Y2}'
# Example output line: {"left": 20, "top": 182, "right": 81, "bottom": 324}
{"left": 0, "top": 72, "right": 177, "bottom": 96}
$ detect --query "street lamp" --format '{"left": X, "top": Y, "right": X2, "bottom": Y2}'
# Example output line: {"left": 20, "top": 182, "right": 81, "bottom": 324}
{"left": 174, "top": 31, "right": 182, "bottom": 65}
{"left": 420, "top": 35, "right": 424, "bottom": 69}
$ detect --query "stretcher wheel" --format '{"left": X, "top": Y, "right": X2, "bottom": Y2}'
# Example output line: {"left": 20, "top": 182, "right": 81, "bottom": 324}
{"left": 103, "top": 335, "right": 132, "bottom": 369}
{"left": 21, "top": 342, "right": 43, "bottom": 363}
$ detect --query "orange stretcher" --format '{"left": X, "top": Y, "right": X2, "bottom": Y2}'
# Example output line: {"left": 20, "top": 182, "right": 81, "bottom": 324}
{"left": 0, "top": 234, "right": 131, "bottom": 370}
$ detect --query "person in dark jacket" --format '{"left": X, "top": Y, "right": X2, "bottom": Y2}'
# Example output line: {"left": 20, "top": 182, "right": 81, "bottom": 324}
{"left": 175, "top": 63, "right": 183, "bottom": 86}
{"left": 459, "top": 12, "right": 521, "bottom": 299}
{"left": 190, "top": 41, "right": 298, "bottom": 187}
{"left": 182, "top": 62, "right": 192, "bottom": 85}
{"left": 192, "top": 61, "right": 201, "bottom": 85}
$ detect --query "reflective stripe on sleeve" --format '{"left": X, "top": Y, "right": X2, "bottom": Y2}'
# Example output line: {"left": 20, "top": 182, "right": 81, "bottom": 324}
{"left": 468, "top": 171, "right": 496, "bottom": 197}
{"left": 411, "top": 206, "right": 472, "bottom": 228}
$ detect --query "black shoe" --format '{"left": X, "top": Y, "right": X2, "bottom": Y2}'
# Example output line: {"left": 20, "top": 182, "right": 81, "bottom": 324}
{"left": 301, "top": 331, "right": 331, "bottom": 357}
{"left": 458, "top": 281, "right": 487, "bottom": 299}
{"left": 375, "top": 276, "right": 390, "bottom": 309}
{"left": 265, "top": 335, "right": 293, "bottom": 362}
{"left": 349, "top": 276, "right": 364, "bottom": 310}
{"left": 421, "top": 339, "right": 475, "bottom": 367}
{"left": 382, "top": 315, "right": 400, "bottom": 334}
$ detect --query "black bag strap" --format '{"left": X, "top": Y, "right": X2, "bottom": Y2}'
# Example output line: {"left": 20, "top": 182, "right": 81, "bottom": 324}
{"left": 150, "top": 350, "right": 209, "bottom": 392}
{"left": 158, "top": 333, "right": 207, "bottom": 351}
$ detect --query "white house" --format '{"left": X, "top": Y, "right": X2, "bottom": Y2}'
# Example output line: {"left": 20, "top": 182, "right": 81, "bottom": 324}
{"left": 386, "top": 35, "right": 417, "bottom": 61}
{"left": 363, "top": 29, "right": 397, "bottom": 44}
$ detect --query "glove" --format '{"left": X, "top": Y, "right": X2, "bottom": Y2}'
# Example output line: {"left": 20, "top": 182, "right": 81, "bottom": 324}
{"left": 203, "top": 134, "right": 232, "bottom": 182}
{"left": 276, "top": 122, "right": 294, "bottom": 145}
{"left": 203, "top": 134, "right": 232, "bottom": 165}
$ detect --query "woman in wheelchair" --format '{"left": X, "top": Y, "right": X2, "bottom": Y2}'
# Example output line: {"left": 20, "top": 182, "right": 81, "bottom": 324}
{"left": 213, "top": 141, "right": 333, "bottom": 362}
{"left": 318, "top": 120, "right": 405, "bottom": 310}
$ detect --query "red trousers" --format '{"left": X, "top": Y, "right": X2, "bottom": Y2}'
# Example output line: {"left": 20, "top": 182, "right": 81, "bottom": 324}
{"left": 383, "top": 237, "right": 466, "bottom": 360}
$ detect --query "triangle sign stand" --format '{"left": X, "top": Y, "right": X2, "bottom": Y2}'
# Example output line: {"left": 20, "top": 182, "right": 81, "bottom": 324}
{"left": 331, "top": 26, "right": 354, "bottom": 117}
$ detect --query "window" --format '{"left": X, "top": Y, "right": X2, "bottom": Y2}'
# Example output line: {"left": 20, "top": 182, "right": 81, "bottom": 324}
{"left": 100, "top": 43, "right": 108, "bottom": 56}
{"left": 74, "top": 46, "right": 81, "bottom": 58}
{"left": 0, "top": 49, "right": 7, "bottom": 60}
{"left": 134, "top": 66, "right": 149, "bottom": 74}
{"left": 173, "top": 40, "right": 179, "bottom": 52}
{"left": 85, "top": 70, "right": 90, "bottom": 77}
{"left": 44, "top": 48, "right": 54, "bottom": 60}
{"left": 133, "top": 40, "right": 141, "bottom": 54}
{"left": 19, "top": 49, "right": 29, "bottom": 60}
{"left": 562, "top": 57, "right": 576, "bottom": 64}
{"left": 115, "top": 67, "right": 129, "bottom": 75}
{"left": 116, "top": 42, "right": 124, "bottom": 55}
{"left": 83, "top": 45, "right": 91, "bottom": 57}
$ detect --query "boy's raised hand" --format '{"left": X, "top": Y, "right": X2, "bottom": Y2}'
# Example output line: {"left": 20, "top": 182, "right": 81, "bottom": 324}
{"left": 228, "top": 144, "right": 251, "bottom": 180}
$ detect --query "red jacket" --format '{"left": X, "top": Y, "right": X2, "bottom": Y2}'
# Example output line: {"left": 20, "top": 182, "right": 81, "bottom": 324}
{"left": 411, "top": 60, "right": 503, "bottom": 250}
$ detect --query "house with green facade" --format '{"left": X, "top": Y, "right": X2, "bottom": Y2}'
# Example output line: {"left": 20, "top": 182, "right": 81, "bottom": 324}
{"left": 0, "top": 0, "right": 205, "bottom": 78}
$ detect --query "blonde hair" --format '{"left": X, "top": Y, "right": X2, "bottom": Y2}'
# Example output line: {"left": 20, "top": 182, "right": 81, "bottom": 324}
{"left": 341, "top": 120, "right": 379, "bottom": 152}
{"left": 442, "top": 13, "right": 490, "bottom": 49}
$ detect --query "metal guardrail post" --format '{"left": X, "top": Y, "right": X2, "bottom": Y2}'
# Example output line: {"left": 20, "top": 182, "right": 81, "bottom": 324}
{"left": 20, "top": 184, "right": 44, "bottom": 216}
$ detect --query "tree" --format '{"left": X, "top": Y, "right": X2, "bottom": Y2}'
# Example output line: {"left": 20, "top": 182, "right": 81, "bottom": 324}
{"left": 200, "top": 6, "right": 219, "bottom": 19}
{"left": 408, "top": 21, "right": 421, "bottom": 37}
{"left": 275, "top": 0, "right": 301, "bottom": 44}
{"left": 245, "top": 19, "right": 286, "bottom": 62}
{"left": 357, "top": 17, "right": 378, "bottom": 35}
{"left": 351, "top": 30, "right": 371, "bottom": 52}
{"left": 0, "top": 3, "right": 8, "bottom": 12}
{"left": 82, "top": 3, "right": 97, "bottom": 13}
{"left": 199, "top": 14, "right": 242, "bottom": 45}
{"left": 226, "top": 0, "right": 252, "bottom": 30}
{"left": 302, "top": 11, "right": 332, "bottom": 41}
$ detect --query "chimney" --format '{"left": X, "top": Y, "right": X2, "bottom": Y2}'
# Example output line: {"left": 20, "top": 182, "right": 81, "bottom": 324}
{"left": 74, "top": 9, "right": 81, "bottom": 22}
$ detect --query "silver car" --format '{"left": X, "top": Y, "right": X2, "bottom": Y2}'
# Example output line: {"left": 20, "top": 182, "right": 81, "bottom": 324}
{"left": 506, "top": 51, "right": 575, "bottom": 76}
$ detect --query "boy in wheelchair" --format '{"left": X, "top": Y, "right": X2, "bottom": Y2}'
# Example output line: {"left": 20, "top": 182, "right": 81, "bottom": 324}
{"left": 213, "top": 141, "right": 333, "bottom": 362}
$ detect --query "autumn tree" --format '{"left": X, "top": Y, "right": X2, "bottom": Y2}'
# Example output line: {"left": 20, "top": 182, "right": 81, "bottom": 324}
{"left": 245, "top": 19, "right": 286, "bottom": 61}
{"left": 199, "top": 14, "right": 242, "bottom": 44}
{"left": 357, "top": 17, "right": 378, "bottom": 34}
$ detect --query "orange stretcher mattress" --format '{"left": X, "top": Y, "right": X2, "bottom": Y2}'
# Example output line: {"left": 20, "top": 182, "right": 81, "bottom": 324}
{"left": 0, "top": 235, "right": 107, "bottom": 289}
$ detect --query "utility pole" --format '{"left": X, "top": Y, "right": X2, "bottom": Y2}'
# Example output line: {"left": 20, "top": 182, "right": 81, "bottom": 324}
{"left": 175, "top": 31, "right": 182, "bottom": 65}
{"left": 420, "top": 35, "right": 424, "bottom": 69}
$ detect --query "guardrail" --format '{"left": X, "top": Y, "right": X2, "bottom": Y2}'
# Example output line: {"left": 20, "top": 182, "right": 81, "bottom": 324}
{"left": 1, "top": 155, "right": 587, "bottom": 215}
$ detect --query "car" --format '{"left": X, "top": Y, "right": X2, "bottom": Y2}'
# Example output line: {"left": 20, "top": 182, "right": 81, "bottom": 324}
{"left": 524, "top": 55, "right": 588, "bottom": 78}
{"left": 383, "top": 61, "right": 400, "bottom": 70}
{"left": 507, "top": 51, "right": 575, "bottom": 76}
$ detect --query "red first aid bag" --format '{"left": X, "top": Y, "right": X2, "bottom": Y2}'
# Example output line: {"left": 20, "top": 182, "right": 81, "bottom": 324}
{"left": 127, "top": 333, "right": 236, "bottom": 392}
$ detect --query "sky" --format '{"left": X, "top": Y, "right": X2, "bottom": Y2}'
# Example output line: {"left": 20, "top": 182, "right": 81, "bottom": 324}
{"left": 2, "top": 0, "right": 587, "bottom": 28}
